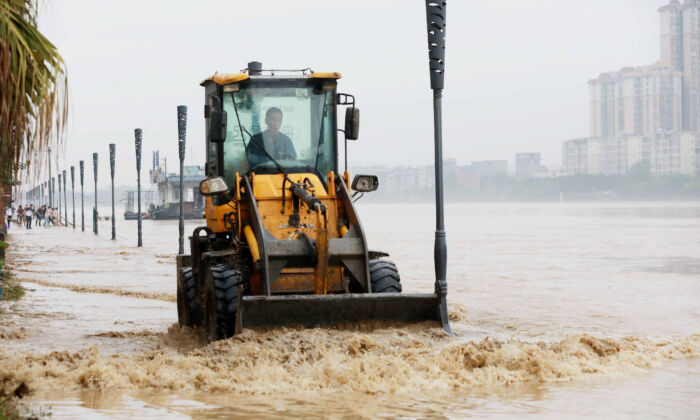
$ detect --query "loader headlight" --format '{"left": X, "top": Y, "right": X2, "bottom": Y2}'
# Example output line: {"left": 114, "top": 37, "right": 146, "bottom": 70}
{"left": 351, "top": 175, "right": 379, "bottom": 192}
{"left": 200, "top": 176, "right": 229, "bottom": 196}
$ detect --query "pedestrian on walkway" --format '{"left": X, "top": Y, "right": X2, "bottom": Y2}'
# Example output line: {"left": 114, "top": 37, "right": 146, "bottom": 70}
{"left": 5, "top": 206, "right": 12, "bottom": 229}
{"left": 16, "top": 206, "right": 24, "bottom": 227}
{"left": 25, "top": 205, "right": 33, "bottom": 229}
{"left": 37, "top": 205, "right": 42, "bottom": 226}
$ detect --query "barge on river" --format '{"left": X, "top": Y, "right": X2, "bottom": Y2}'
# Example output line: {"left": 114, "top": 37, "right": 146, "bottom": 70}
{"left": 149, "top": 154, "right": 206, "bottom": 220}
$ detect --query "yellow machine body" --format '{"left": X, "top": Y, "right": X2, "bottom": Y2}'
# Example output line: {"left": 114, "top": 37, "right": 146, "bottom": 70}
{"left": 204, "top": 171, "right": 351, "bottom": 296}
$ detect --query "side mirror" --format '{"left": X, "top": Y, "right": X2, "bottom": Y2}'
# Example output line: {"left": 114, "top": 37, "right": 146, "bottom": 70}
{"left": 200, "top": 176, "right": 229, "bottom": 196}
{"left": 344, "top": 107, "right": 360, "bottom": 140}
{"left": 351, "top": 174, "right": 378, "bottom": 192}
{"left": 208, "top": 110, "right": 227, "bottom": 143}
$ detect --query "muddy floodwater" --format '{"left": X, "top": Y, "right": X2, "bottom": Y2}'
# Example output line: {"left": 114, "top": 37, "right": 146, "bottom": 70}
{"left": 1, "top": 202, "right": 699, "bottom": 418}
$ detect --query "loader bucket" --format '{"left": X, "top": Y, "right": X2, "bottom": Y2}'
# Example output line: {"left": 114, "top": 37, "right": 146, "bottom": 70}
{"left": 239, "top": 293, "right": 446, "bottom": 331}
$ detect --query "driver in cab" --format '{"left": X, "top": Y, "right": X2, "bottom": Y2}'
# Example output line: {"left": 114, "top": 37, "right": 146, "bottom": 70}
{"left": 248, "top": 107, "right": 296, "bottom": 165}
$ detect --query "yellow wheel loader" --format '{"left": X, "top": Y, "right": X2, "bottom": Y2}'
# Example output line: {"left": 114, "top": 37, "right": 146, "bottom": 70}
{"left": 175, "top": 61, "right": 448, "bottom": 342}
{"left": 176, "top": 1, "right": 450, "bottom": 344}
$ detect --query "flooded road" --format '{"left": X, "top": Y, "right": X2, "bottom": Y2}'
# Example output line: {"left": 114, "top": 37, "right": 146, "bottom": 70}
{"left": 1, "top": 202, "right": 699, "bottom": 418}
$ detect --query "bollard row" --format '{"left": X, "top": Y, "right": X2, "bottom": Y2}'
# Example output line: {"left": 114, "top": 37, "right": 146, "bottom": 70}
{"left": 22, "top": 106, "right": 189, "bottom": 249}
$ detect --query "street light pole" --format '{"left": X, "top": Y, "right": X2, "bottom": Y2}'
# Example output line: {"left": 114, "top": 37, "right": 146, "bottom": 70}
{"left": 177, "top": 105, "right": 187, "bottom": 255}
{"left": 425, "top": 0, "right": 452, "bottom": 335}
{"left": 110, "top": 143, "right": 116, "bottom": 240}
{"left": 58, "top": 173, "right": 62, "bottom": 225}
{"left": 93, "top": 153, "right": 98, "bottom": 235}
{"left": 71, "top": 166, "right": 76, "bottom": 229}
{"left": 63, "top": 170, "right": 67, "bottom": 227}
{"left": 80, "top": 161, "right": 85, "bottom": 232}
{"left": 135, "top": 129, "right": 143, "bottom": 247}
{"left": 48, "top": 147, "right": 52, "bottom": 207}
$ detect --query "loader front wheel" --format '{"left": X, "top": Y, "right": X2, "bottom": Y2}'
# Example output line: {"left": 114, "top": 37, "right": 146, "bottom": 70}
{"left": 204, "top": 263, "right": 247, "bottom": 342}
{"left": 369, "top": 259, "right": 402, "bottom": 293}
{"left": 177, "top": 266, "right": 202, "bottom": 327}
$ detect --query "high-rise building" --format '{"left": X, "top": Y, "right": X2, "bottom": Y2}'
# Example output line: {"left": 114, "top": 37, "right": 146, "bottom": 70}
{"left": 589, "top": 65, "right": 682, "bottom": 138}
{"left": 682, "top": 0, "right": 700, "bottom": 130}
{"left": 589, "top": 0, "right": 700, "bottom": 137}
{"left": 567, "top": 1, "right": 700, "bottom": 177}
{"left": 656, "top": 0, "right": 700, "bottom": 129}
{"left": 659, "top": 0, "right": 683, "bottom": 71}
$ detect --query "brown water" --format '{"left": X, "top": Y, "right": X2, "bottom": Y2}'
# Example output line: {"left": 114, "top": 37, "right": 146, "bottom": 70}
{"left": 1, "top": 202, "right": 699, "bottom": 418}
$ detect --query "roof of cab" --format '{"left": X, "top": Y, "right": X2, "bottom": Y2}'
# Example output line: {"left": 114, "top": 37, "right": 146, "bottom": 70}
{"left": 200, "top": 71, "right": 341, "bottom": 86}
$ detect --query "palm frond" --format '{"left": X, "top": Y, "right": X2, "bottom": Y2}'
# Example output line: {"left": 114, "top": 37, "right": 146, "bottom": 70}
{"left": 0, "top": 0, "right": 68, "bottom": 189}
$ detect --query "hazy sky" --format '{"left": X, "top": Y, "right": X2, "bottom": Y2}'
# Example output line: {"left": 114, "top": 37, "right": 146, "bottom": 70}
{"left": 34, "top": 0, "right": 666, "bottom": 186}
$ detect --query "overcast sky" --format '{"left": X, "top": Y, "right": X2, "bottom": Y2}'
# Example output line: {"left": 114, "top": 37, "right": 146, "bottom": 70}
{"left": 34, "top": 0, "right": 666, "bottom": 186}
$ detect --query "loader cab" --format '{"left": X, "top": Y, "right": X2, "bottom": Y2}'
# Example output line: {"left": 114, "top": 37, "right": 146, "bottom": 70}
{"left": 202, "top": 70, "right": 340, "bottom": 190}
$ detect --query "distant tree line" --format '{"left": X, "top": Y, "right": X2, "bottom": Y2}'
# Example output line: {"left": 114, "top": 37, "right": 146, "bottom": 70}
{"left": 367, "top": 162, "right": 700, "bottom": 202}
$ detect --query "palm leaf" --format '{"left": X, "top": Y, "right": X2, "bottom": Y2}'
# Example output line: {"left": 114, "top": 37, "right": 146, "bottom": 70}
{"left": 0, "top": 0, "right": 68, "bottom": 192}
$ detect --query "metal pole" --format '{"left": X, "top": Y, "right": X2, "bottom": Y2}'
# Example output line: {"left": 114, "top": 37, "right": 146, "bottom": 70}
{"left": 80, "top": 161, "right": 85, "bottom": 232}
{"left": 58, "top": 173, "right": 62, "bottom": 225}
{"left": 48, "top": 147, "right": 52, "bottom": 207}
{"left": 71, "top": 166, "right": 76, "bottom": 229}
{"left": 425, "top": 0, "right": 451, "bottom": 335}
{"left": 63, "top": 170, "right": 67, "bottom": 227}
{"left": 51, "top": 177, "right": 55, "bottom": 213}
{"left": 177, "top": 105, "right": 187, "bottom": 255}
{"left": 93, "top": 153, "right": 98, "bottom": 235}
{"left": 135, "top": 129, "right": 143, "bottom": 247}
{"left": 109, "top": 143, "right": 116, "bottom": 240}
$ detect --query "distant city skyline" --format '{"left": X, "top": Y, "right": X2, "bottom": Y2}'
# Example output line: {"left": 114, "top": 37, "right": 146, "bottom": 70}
{"left": 14, "top": 0, "right": 678, "bottom": 196}
{"left": 563, "top": 0, "right": 700, "bottom": 178}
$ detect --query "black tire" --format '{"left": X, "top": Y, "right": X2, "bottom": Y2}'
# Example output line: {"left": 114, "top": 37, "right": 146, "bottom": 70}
{"left": 369, "top": 259, "right": 402, "bottom": 293}
{"left": 177, "top": 266, "right": 202, "bottom": 327}
{"left": 204, "top": 263, "right": 249, "bottom": 342}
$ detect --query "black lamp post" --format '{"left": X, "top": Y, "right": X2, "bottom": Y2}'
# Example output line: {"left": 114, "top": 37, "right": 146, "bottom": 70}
{"left": 58, "top": 173, "right": 62, "bottom": 224}
{"left": 63, "top": 169, "right": 67, "bottom": 227}
{"left": 71, "top": 166, "right": 75, "bottom": 229}
{"left": 51, "top": 177, "right": 55, "bottom": 214}
{"left": 93, "top": 153, "right": 98, "bottom": 235}
{"left": 48, "top": 147, "right": 53, "bottom": 207}
{"left": 425, "top": 0, "right": 451, "bottom": 335}
{"left": 135, "top": 129, "right": 143, "bottom": 247}
{"left": 177, "top": 105, "right": 187, "bottom": 255}
{"left": 110, "top": 143, "right": 116, "bottom": 240}
{"left": 80, "top": 161, "right": 85, "bottom": 232}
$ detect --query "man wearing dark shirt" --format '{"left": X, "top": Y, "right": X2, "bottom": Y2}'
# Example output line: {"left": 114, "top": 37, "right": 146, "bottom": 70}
{"left": 248, "top": 107, "right": 296, "bottom": 166}
{"left": 25, "top": 205, "right": 33, "bottom": 229}
{"left": 36, "top": 205, "right": 45, "bottom": 226}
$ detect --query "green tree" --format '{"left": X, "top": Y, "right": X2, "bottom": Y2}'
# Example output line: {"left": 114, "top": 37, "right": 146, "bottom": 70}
{"left": 627, "top": 161, "right": 652, "bottom": 182}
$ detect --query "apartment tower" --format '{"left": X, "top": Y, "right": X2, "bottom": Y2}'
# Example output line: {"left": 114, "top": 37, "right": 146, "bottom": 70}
{"left": 682, "top": 0, "right": 700, "bottom": 130}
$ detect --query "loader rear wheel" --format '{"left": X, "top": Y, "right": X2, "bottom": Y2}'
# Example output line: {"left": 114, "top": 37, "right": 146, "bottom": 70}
{"left": 177, "top": 266, "right": 202, "bottom": 327}
{"left": 204, "top": 263, "right": 248, "bottom": 342}
{"left": 369, "top": 259, "right": 402, "bottom": 293}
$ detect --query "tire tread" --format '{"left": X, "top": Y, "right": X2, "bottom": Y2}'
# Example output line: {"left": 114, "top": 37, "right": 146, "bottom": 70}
{"left": 369, "top": 259, "right": 402, "bottom": 293}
